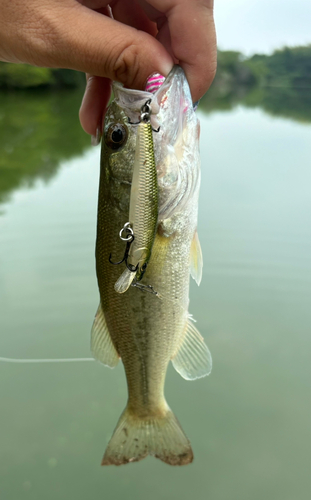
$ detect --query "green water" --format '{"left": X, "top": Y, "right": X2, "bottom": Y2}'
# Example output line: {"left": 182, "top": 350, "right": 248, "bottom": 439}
{"left": 0, "top": 88, "right": 311, "bottom": 500}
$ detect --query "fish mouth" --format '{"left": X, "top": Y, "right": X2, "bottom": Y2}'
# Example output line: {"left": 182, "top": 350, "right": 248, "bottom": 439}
{"left": 113, "top": 66, "right": 200, "bottom": 222}
{"left": 112, "top": 66, "right": 184, "bottom": 128}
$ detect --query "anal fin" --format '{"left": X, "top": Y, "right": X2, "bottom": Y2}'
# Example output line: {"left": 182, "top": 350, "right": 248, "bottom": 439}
{"left": 172, "top": 318, "right": 212, "bottom": 380}
{"left": 91, "top": 303, "right": 119, "bottom": 367}
{"left": 190, "top": 230, "right": 203, "bottom": 286}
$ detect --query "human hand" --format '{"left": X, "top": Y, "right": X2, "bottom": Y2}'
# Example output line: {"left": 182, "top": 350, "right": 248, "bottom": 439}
{"left": 0, "top": 0, "right": 216, "bottom": 140}
{"left": 81, "top": 0, "right": 217, "bottom": 140}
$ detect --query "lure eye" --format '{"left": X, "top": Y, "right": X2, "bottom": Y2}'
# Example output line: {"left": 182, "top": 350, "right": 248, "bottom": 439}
{"left": 105, "top": 123, "right": 128, "bottom": 150}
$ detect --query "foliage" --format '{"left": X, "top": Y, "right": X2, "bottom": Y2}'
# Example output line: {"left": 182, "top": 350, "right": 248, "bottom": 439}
{"left": 0, "top": 64, "right": 53, "bottom": 89}
{"left": 243, "top": 86, "right": 311, "bottom": 123}
{"left": 1, "top": 44, "right": 311, "bottom": 207}
{"left": 200, "top": 75, "right": 311, "bottom": 124}
{"left": 213, "top": 45, "right": 311, "bottom": 89}
{"left": 0, "top": 63, "right": 84, "bottom": 89}
{"left": 200, "top": 45, "right": 311, "bottom": 123}
{"left": 1, "top": 45, "right": 311, "bottom": 90}
{"left": 0, "top": 89, "right": 90, "bottom": 203}
{"left": 214, "top": 50, "right": 257, "bottom": 87}
{"left": 247, "top": 46, "right": 311, "bottom": 87}
{"left": 50, "top": 68, "right": 85, "bottom": 88}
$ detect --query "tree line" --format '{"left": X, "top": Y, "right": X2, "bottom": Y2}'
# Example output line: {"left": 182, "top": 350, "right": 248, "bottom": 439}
{"left": 1, "top": 45, "right": 311, "bottom": 90}
{"left": 214, "top": 45, "right": 311, "bottom": 89}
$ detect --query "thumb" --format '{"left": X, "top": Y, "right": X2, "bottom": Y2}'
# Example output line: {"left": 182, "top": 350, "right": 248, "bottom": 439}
{"left": 39, "top": 3, "right": 173, "bottom": 90}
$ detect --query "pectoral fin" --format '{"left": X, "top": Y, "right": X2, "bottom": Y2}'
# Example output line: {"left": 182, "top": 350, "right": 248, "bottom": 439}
{"left": 91, "top": 303, "right": 119, "bottom": 367}
{"left": 190, "top": 231, "right": 203, "bottom": 286}
{"left": 172, "top": 318, "right": 212, "bottom": 380}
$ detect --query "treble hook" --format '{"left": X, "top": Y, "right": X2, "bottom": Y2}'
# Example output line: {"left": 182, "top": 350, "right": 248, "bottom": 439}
{"left": 128, "top": 99, "right": 160, "bottom": 133}
{"left": 109, "top": 223, "right": 139, "bottom": 273}
{"left": 109, "top": 238, "right": 132, "bottom": 266}
{"left": 132, "top": 281, "right": 161, "bottom": 298}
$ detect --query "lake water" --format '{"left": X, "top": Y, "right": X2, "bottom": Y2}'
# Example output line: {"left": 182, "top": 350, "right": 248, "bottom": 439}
{"left": 0, "top": 88, "right": 310, "bottom": 500}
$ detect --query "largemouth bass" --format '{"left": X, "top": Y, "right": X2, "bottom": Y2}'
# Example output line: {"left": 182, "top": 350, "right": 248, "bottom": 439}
{"left": 92, "top": 66, "right": 212, "bottom": 466}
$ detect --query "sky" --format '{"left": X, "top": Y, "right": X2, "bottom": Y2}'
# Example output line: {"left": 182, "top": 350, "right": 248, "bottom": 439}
{"left": 215, "top": 0, "right": 311, "bottom": 55}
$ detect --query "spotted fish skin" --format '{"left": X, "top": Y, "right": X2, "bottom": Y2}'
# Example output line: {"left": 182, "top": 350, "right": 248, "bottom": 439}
{"left": 93, "top": 66, "right": 212, "bottom": 466}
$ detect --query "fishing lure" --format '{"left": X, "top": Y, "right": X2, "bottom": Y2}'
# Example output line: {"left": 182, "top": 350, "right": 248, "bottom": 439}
{"left": 110, "top": 99, "right": 159, "bottom": 294}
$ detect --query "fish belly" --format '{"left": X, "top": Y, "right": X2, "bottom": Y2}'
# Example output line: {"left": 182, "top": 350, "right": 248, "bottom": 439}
{"left": 96, "top": 176, "right": 193, "bottom": 418}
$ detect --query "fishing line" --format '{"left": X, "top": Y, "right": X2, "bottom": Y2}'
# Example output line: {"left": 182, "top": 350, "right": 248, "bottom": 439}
{"left": 0, "top": 356, "right": 94, "bottom": 364}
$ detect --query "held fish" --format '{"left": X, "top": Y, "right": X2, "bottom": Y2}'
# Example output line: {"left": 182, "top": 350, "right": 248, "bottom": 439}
{"left": 92, "top": 66, "right": 212, "bottom": 466}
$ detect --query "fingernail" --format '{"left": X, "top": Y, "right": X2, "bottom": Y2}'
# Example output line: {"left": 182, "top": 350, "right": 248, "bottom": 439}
{"left": 91, "top": 127, "right": 101, "bottom": 146}
{"left": 145, "top": 73, "right": 166, "bottom": 93}
{"left": 160, "top": 61, "right": 174, "bottom": 78}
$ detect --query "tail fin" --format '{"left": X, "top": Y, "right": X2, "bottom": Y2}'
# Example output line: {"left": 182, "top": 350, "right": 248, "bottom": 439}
{"left": 102, "top": 406, "right": 193, "bottom": 466}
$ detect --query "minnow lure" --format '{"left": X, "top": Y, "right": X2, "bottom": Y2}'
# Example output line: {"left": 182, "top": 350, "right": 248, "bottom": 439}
{"left": 110, "top": 99, "right": 159, "bottom": 294}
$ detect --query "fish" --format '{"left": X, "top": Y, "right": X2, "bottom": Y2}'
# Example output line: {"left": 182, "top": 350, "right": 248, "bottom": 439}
{"left": 92, "top": 66, "right": 212, "bottom": 466}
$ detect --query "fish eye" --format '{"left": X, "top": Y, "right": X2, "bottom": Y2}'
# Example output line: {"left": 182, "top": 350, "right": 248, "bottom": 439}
{"left": 105, "top": 123, "right": 128, "bottom": 150}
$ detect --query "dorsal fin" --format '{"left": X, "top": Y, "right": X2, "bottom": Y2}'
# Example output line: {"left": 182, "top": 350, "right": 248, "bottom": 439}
{"left": 91, "top": 303, "right": 119, "bottom": 367}
{"left": 172, "top": 318, "right": 212, "bottom": 380}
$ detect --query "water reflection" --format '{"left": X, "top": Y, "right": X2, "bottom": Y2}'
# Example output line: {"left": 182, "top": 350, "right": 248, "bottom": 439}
{"left": 0, "top": 85, "right": 311, "bottom": 499}
{"left": 0, "top": 89, "right": 89, "bottom": 203}
{"left": 201, "top": 83, "right": 311, "bottom": 123}
{"left": 0, "top": 84, "right": 310, "bottom": 207}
